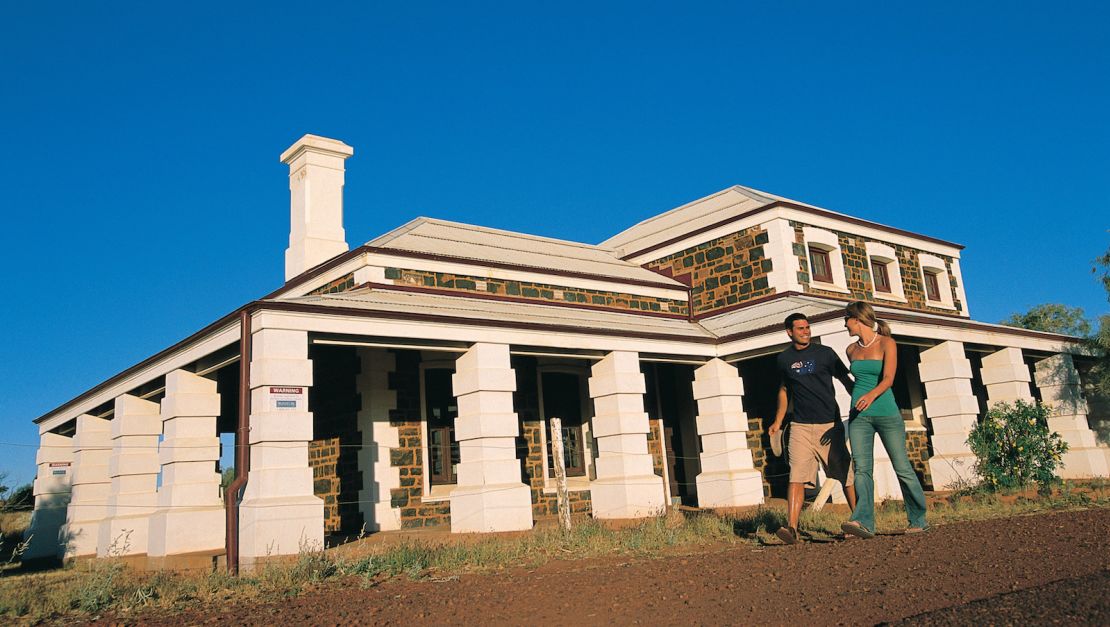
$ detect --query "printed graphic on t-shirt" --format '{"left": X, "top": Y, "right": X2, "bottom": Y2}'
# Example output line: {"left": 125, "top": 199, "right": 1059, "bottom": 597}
{"left": 791, "top": 360, "right": 816, "bottom": 375}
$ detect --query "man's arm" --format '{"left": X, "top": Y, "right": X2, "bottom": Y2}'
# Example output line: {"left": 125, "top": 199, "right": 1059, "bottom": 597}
{"left": 768, "top": 384, "right": 789, "bottom": 435}
{"left": 833, "top": 352, "right": 854, "bottom": 394}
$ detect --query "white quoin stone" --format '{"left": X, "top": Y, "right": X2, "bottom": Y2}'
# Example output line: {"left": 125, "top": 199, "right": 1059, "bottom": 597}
{"left": 239, "top": 329, "right": 324, "bottom": 564}
{"left": 588, "top": 351, "right": 665, "bottom": 518}
{"left": 919, "top": 341, "right": 980, "bottom": 489}
{"left": 981, "top": 347, "right": 1034, "bottom": 405}
{"left": 22, "top": 432, "right": 74, "bottom": 561}
{"left": 356, "top": 349, "right": 401, "bottom": 532}
{"left": 98, "top": 395, "right": 161, "bottom": 557}
{"left": 449, "top": 343, "right": 533, "bottom": 533}
{"left": 148, "top": 370, "right": 224, "bottom": 558}
{"left": 63, "top": 415, "right": 112, "bottom": 559}
{"left": 281, "top": 134, "right": 353, "bottom": 281}
{"left": 1034, "top": 354, "right": 1110, "bottom": 478}
{"left": 692, "top": 359, "right": 763, "bottom": 507}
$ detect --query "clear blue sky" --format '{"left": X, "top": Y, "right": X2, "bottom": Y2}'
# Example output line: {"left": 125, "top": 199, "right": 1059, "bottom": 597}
{"left": 2, "top": 2, "right": 1108, "bottom": 485}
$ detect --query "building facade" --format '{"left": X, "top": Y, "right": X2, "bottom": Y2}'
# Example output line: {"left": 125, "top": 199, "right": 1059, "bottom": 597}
{"left": 24, "top": 134, "right": 1110, "bottom": 568}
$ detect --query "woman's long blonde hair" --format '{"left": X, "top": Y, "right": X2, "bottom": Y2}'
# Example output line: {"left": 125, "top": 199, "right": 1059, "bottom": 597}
{"left": 845, "top": 301, "right": 891, "bottom": 336}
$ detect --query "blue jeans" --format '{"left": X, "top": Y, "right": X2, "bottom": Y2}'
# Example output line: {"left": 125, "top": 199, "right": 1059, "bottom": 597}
{"left": 847, "top": 414, "right": 928, "bottom": 532}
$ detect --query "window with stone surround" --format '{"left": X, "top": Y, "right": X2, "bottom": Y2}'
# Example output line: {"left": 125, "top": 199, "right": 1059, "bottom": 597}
{"left": 918, "top": 252, "right": 955, "bottom": 309}
{"left": 809, "top": 246, "right": 833, "bottom": 283}
{"left": 872, "top": 260, "right": 891, "bottom": 293}
{"left": 864, "top": 241, "right": 906, "bottom": 302}
{"left": 801, "top": 226, "right": 850, "bottom": 293}
{"left": 422, "top": 367, "right": 459, "bottom": 486}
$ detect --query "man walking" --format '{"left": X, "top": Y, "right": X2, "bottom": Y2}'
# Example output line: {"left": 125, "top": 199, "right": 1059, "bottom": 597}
{"left": 768, "top": 313, "right": 857, "bottom": 544}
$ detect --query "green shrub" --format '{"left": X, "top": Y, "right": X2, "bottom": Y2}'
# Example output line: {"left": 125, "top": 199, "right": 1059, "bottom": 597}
{"left": 967, "top": 400, "right": 1068, "bottom": 491}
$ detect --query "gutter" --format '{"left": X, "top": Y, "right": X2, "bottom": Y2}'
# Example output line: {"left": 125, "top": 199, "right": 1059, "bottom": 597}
{"left": 224, "top": 310, "right": 252, "bottom": 574}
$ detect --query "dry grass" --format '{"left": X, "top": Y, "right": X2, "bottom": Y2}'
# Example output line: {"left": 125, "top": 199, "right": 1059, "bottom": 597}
{"left": 1, "top": 482, "right": 1106, "bottom": 623}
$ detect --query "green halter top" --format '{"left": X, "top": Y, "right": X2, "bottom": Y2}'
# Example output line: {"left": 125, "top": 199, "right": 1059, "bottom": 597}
{"left": 850, "top": 359, "right": 901, "bottom": 418}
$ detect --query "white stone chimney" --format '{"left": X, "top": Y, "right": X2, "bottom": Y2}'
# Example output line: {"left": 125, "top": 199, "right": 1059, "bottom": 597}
{"left": 280, "top": 134, "right": 354, "bottom": 281}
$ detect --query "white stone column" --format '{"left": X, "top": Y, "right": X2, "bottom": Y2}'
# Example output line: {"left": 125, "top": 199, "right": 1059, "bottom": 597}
{"left": 356, "top": 348, "right": 401, "bottom": 531}
{"left": 98, "top": 395, "right": 161, "bottom": 557}
{"left": 449, "top": 343, "right": 533, "bottom": 533}
{"left": 587, "top": 351, "right": 666, "bottom": 518}
{"left": 239, "top": 329, "right": 323, "bottom": 562}
{"left": 148, "top": 370, "right": 224, "bottom": 558}
{"left": 981, "top": 347, "right": 1034, "bottom": 404}
{"left": 919, "top": 341, "right": 980, "bottom": 489}
{"left": 22, "top": 432, "right": 73, "bottom": 561}
{"left": 1035, "top": 354, "right": 1110, "bottom": 478}
{"left": 692, "top": 359, "right": 763, "bottom": 507}
{"left": 63, "top": 415, "right": 111, "bottom": 559}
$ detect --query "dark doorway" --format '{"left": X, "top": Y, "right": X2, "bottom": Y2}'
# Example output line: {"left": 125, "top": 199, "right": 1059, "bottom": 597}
{"left": 644, "top": 362, "right": 700, "bottom": 506}
{"left": 737, "top": 353, "right": 784, "bottom": 499}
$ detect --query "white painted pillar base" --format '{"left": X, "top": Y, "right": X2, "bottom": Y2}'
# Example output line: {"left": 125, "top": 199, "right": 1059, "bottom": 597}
{"left": 1035, "top": 354, "right": 1110, "bottom": 478}
{"left": 23, "top": 432, "right": 74, "bottom": 561}
{"left": 98, "top": 395, "right": 161, "bottom": 557}
{"left": 692, "top": 359, "right": 763, "bottom": 507}
{"left": 148, "top": 370, "right": 224, "bottom": 558}
{"left": 239, "top": 329, "right": 324, "bottom": 563}
{"left": 63, "top": 415, "right": 111, "bottom": 559}
{"left": 356, "top": 348, "right": 401, "bottom": 532}
{"left": 919, "top": 341, "right": 980, "bottom": 489}
{"left": 588, "top": 351, "right": 666, "bottom": 519}
{"left": 449, "top": 343, "right": 533, "bottom": 533}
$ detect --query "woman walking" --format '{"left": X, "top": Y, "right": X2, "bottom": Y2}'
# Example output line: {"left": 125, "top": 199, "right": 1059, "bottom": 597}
{"left": 840, "top": 301, "right": 928, "bottom": 539}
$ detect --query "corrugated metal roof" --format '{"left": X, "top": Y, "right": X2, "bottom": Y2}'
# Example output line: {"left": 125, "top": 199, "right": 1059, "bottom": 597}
{"left": 281, "top": 288, "right": 714, "bottom": 338}
{"left": 367, "top": 218, "right": 685, "bottom": 287}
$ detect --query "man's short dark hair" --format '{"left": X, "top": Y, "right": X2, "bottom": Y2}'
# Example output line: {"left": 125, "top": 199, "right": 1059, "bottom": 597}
{"left": 784, "top": 313, "right": 809, "bottom": 330}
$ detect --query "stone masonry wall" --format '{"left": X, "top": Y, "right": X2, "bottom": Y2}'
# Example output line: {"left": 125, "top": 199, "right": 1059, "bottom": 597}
{"left": 514, "top": 357, "right": 593, "bottom": 519}
{"left": 388, "top": 350, "right": 451, "bottom": 529}
{"left": 308, "top": 272, "right": 356, "bottom": 296}
{"left": 644, "top": 225, "right": 774, "bottom": 317}
{"left": 745, "top": 416, "right": 772, "bottom": 498}
{"left": 648, "top": 420, "right": 665, "bottom": 478}
{"left": 382, "top": 268, "right": 688, "bottom": 316}
{"left": 905, "top": 429, "right": 933, "bottom": 491}
{"left": 791, "top": 222, "right": 964, "bottom": 315}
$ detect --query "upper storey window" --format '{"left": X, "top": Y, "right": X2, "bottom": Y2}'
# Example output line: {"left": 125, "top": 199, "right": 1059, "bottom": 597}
{"left": 917, "top": 253, "right": 955, "bottom": 309}
{"left": 801, "top": 227, "right": 850, "bottom": 293}
{"left": 809, "top": 247, "right": 833, "bottom": 283}
{"left": 864, "top": 241, "right": 906, "bottom": 302}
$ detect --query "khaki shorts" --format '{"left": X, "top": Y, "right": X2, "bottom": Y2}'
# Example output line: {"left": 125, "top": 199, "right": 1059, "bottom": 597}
{"left": 787, "top": 421, "right": 854, "bottom": 487}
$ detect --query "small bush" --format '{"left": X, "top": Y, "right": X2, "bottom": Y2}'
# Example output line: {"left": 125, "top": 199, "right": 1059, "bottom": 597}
{"left": 968, "top": 400, "right": 1068, "bottom": 492}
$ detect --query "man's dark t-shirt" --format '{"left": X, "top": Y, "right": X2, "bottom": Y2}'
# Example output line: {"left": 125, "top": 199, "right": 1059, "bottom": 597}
{"left": 777, "top": 343, "right": 849, "bottom": 424}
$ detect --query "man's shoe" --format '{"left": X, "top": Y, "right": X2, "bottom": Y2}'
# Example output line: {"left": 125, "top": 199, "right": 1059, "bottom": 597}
{"left": 775, "top": 526, "right": 798, "bottom": 545}
{"left": 905, "top": 525, "right": 930, "bottom": 534}
{"left": 841, "top": 520, "right": 875, "bottom": 539}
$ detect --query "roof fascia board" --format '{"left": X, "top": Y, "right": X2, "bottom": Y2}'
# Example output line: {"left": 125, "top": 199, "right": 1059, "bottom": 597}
{"left": 253, "top": 308, "right": 718, "bottom": 356}
{"left": 269, "top": 251, "right": 370, "bottom": 299}
{"left": 36, "top": 319, "right": 242, "bottom": 433}
{"left": 623, "top": 210, "right": 776, "bottom": 265}
{"left": 600, "top": 187, "right": 743, "bottom": 250}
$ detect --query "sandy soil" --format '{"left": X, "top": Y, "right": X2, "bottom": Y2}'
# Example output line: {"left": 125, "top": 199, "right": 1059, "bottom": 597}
{"left": 103, "top": 507, "right": 1110, "bottom": 625}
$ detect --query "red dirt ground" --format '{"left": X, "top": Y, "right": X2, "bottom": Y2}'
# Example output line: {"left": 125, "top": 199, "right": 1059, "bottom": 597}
{"left": 104, "top": 508, "right": 1110, "bottom": 625}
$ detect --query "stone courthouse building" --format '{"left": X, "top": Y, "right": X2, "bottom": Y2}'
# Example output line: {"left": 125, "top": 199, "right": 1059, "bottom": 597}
{"left": 24, "top": 134, "right": 1110, "bottom": 568}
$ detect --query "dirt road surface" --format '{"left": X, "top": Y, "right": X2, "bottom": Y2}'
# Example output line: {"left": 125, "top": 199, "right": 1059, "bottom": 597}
{"left": 115, "top": 508, "right": 1110, "bottom": 625}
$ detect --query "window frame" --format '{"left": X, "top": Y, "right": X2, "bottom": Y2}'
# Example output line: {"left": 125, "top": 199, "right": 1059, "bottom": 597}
{"left": 808, "top": 246, "right": 833, "bottom": 284}
{"left": 801, "top": 226, "right": 851, "bottom": 293}
{"left": 871, "top": 259, "right": 891, "bottom": 293}
{"left": 864, "top": 241, "right": 907, "bottom": 303}
{"left": 536, "top": 364, "right": 594, "bottom": 490}
{"left": 917, "top": 253, "right": 956, "bottom": 309}
{"left": 419, "top": 360, "right": 460, "bottom": 498}
{"left": 923, "top": 269, "right": 941, "bottom": 302}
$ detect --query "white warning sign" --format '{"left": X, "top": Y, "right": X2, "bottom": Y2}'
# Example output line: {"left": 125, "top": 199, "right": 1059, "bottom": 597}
{"left": 270, "top": 386, "right": 304, "bottom": 411}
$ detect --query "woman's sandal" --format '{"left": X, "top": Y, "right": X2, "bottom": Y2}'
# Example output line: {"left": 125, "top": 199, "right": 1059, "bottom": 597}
{"left": 904, "top": 525, "right": 931, "bottom": 534}
{"left": 841, "top": 520, "right": 875, "bottom": 539}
